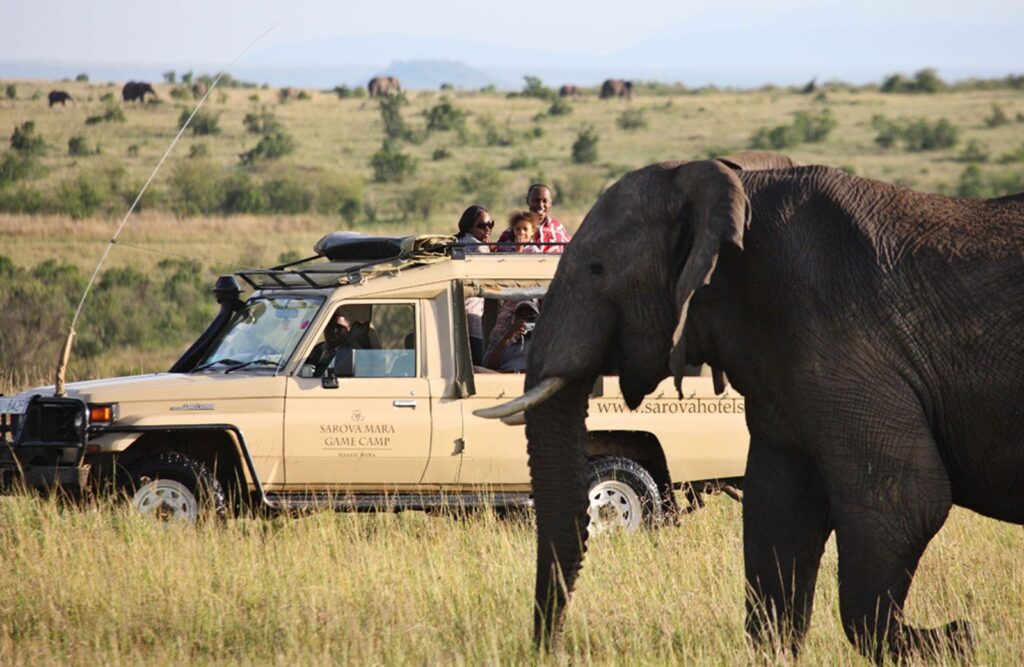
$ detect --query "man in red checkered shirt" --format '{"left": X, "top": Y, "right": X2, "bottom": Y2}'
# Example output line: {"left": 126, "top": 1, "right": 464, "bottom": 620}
{"left": 496, "top": 183, "right": 571, "bottom": 253}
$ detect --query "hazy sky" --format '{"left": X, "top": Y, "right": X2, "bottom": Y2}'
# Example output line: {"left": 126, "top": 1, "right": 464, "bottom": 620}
{"left": 3, "top": 0, "right": 1021, "bottom": 65}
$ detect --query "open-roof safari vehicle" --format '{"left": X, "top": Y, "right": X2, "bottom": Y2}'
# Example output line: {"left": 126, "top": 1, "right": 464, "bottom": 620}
{"left": 0, "top": 234, "right": 748, "bottom": 529}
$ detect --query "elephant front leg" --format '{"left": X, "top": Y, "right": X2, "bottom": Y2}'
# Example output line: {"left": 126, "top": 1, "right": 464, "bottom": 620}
{"left": 823, "top": 418, "right": 970, "bottom": 664}
{"left": 743, "top": 439, "right": 832, "bottom": 658}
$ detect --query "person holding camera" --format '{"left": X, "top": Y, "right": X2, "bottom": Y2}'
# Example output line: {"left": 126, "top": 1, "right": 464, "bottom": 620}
{"left": 484, "top": 300, "right": 539, "bottom": 372}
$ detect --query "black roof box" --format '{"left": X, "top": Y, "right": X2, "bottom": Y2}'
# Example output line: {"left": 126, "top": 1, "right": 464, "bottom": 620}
{"left": 314, "top": 232, "right": 408, "bottom": 261}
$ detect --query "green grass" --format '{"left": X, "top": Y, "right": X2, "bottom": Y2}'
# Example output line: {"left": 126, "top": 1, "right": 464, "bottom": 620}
{"left": 0, "top": 494, "right": 1019, "bottom": 664}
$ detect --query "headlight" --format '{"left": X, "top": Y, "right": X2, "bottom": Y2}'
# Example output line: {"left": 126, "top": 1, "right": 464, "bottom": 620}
{"left": 87, "top": 403, "right": 118, "bottom": 428}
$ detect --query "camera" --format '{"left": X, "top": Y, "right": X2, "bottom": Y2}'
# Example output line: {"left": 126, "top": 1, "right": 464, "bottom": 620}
{"left": 523, "top": 321, "right": 536, "bottom": 334}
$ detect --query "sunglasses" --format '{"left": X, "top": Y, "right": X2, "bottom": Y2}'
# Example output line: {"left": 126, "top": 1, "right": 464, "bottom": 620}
{"left": 475, "top": 221, "right": 495, "bottom": 230}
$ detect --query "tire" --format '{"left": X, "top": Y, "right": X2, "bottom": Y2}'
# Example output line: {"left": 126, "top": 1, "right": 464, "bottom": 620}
{"left": 122, "top": 451, "right": 226, "bottom": 524}
{"left": 585, "top": 457, "right": 662, "bottom": 534}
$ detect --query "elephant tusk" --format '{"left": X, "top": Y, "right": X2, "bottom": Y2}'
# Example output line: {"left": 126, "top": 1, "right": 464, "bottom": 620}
{"left": 500, "top": 413, "right": 527, "bottom": 426}
{"left": 473, "top": 376, "right": 569, "bottom": 419}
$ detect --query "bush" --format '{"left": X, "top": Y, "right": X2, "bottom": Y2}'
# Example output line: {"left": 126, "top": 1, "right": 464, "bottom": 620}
{"left": 958, "top": 140, "right": 989, "bottom": 163}
{"left": 398, "top": 183, "right": 446, "bottom": 220}
{"left": 168, "top": 159, "right": 223, "bottom": 216}
{"left": 571, "top": 126, "right": 600, "bottom": 164}
{"left": 954, "top": 165, "right": 1024, "bottom": 198}
{"left": 85, "top": 103, "right": 125, "bottom": 125}
{"left": 10, "top": 121, "right": 46, "bottom": 156}
{"left": 521, "top": 76, "right": 555, "bottom": 100}
{"left": 997, "top": 144, "right": 1024, "bottom": 165}
{"left": 242, "top": 106, "right": 282, "bottom": 135}
{"left": 750, "top": 108, "right": 836, "bottom": 149}
{"left": 0, "top": 184, "right": 45, "bottom": 213}
{"left": 379, "top": 93, "right": 410, "bottom": 140}
{"left": 180, "top": 107, "right": 220, "bottom": 135}
{"left": 54, "top": 173, "right": 112, "bottom": 219}
{"left": 985, "top": 104, "right": 1010, "bottom": 128}
{"left": 872, "top": 115, "right": 959, "bottom": 151}
{"left": 424, "top": 97, "right": 467, "bottom": 133}
{"left": 547, "top": 97, "right": 573, "bottom": 117}
{"left": 793, "top": 109, "right": 837, "bottom": 142}
{"left": 188, "top": 143, "right": 208, "bottom": 159}
{"left": 4, "top": 84, "right": 15, "bottom": 101}
{"left": 507, "top": 153, "right": 537, "bottom": 171}
{"left": 67, "top": 135, "right": 95, "bottom": 157}
{"left": 315, "top": 174, "right": 364, "bottom": 222}
{"left": 0, "top": 151, "right": 44, "bottom": 186}
{"left": 239, "top": 130, "right": 295, "bottom": 165}
{"left": 553, "top": 168, "right": 605, "bottom": 207}
{"left": 220, "top": 171, "right": 269, "bottom": 214}
{"left": 169, "top": 87, "right": 191, "bottom": 100}
{"left": 297, "top": 90, "right": 311, "bottom": 100}
{"left": 880, "top": 68, "right": 946, "bottom": 94}
{"left": 616, "top": 108, "right": 647, "bottom": 130}
{"left": 458, "top": 163, "right": 504, "bottom": 207}
{"left": 370, "top": 140, "right": 416, "bottom": 183}
{"left": 75, "top": 73, "right": 89, "bottom": 82}
{"left": 263, "top": 176, "right": 315, "bottom": 213}
{"left": 477, "top": 115, "right": 516, "bottom": 147}
{"left": 332, "top": 85, "right": 356, "bottom": 99}
{"left": 432, "top": 147, "right": 451, "bottom": 161}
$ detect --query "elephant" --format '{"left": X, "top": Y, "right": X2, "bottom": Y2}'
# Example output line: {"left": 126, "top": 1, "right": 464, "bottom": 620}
{"left": 47, "top": 90, "right": 73, "bottom": 107}
{"left": 477, "top": 152, "right": 1024, "bottom": 662}
{"left": 599, "top": 79, "right": 632, "bottom": 99}
{"left": 367, "top": 75, "right": 401, "bottom": 97}
{"left": 122, "top": 81, "right": 156, "bottom": 103}
{"left": 559, "top": 84, "right": 581, "bottom": 97}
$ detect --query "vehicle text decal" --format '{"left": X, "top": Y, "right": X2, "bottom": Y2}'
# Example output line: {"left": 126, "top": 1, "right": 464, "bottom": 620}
{"left": 594, "top": 398, "right": 744, "bottom": 415}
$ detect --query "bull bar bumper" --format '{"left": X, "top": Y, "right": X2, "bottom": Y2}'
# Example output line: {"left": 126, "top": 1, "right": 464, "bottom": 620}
{"left": 0, "top": 395, "right": 90, "bottom": 492}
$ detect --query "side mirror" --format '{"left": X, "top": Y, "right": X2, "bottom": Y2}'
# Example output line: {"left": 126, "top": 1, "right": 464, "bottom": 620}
{"left": 321, "top": 369, "right": 339, "bottom": 389}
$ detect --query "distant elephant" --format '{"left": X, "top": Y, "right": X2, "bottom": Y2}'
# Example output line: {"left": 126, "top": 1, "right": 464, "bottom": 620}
{"left": 599, "top": 79, "right": 632, "bottom": 99}
{"left": 191, "top": 82, "right": 208, "bottom": 99}
{"left": 479, "top": 152, "right": 1024, "bottom": 662}
{"left": 48, "top": 90, "right": 73, "bottom": 107}
{"left": 122, "top": 81, "right": 156, "bottom": 103}
{"left": 367, "top": 76, "right": 401, "bottom": 97}
{"left": 559, "top": 84, "right": 581, "bottom": 97}
{"left": 278, "top": 87, "right": 298, "bottom": 102}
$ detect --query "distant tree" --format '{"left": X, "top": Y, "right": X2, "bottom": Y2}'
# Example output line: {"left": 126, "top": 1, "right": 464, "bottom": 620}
{"left": 522, "top": 76, "right": 555, "bottom": 100}
{"left": 571, "top": 125, "right": 599, "bottom": 164}
{"left": 4, "top": 84, "right": 15, "bottom": 101}
{"left": 163, "top": 70, "right": 177, "bottom": 84}
{"left": 75, "top": 73, "right": 89, "bottom": 82}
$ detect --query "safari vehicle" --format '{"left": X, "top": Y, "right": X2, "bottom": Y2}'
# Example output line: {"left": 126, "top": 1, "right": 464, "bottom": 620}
{"left": 0, "top": 234, "right": 748, "bottom": 530}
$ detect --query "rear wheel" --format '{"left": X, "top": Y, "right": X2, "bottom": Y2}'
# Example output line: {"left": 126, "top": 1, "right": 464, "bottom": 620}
{"left": 123, "top": 451, "right": 226, "bottom": 523}
{"left": 585, "top": 457, "right": 662, "bottom": 534}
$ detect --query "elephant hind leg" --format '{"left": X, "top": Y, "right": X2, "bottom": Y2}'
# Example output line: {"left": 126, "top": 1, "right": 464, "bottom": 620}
{"left": 824, "top": 424, "right": 968, "bottom": 664}
{"left": 743, "top": 440, "right": 832, "bottom": 658}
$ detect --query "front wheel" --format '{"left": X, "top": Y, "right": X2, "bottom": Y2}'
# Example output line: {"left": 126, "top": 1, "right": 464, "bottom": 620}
{"left": 122, "top": 451, "right": 226, "bottom": 523}
{"left": 585, "top": 457, "right": 662, "bottom": 534}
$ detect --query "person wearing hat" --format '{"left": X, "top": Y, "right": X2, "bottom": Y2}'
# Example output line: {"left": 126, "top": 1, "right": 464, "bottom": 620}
{"left": 484, "top": 299, "right": 539, "bottom": 372}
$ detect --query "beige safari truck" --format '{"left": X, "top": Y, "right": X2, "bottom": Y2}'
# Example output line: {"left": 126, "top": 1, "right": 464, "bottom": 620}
{"left": 0, "top": 234, "right": 748, "bottom": 529}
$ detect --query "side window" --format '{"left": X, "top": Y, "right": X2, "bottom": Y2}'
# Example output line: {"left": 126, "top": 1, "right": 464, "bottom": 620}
{"left": 300, "top": 303, "right": 417, "bottom": 379}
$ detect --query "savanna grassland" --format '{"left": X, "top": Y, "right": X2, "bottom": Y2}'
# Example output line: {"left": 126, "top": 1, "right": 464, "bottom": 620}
{"left": 1, "top": 75, "right": 1024, "bottom": 665}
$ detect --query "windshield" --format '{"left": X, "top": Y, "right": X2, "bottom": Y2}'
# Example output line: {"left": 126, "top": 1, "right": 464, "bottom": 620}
{"left": 195, "top": 296, "right": 323, "bottom": 373}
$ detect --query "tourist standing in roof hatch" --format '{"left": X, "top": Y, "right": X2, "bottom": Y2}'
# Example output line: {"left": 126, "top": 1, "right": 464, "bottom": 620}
{"left": 496, "top": 184, "right": 570, "bottom": 253}
{"left": 454, "top": 205, "right": 493, "bottom": 365}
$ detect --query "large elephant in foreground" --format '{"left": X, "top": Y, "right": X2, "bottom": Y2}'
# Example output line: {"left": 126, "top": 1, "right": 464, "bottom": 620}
{"left": 478, "top": 153, "right": 1024, "bottom": 662}
{"left": 367, "top": 75, "right": 401, "bottom": 97}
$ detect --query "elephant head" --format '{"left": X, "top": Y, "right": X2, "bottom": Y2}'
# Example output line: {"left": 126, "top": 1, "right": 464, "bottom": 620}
{"left": 476, "top": 151, "right": 797, "bottom": 648}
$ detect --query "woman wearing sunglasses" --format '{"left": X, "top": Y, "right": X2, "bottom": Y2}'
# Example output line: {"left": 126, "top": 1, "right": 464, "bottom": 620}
{"left": 455, "top": 205, "right": 493, "bottom": 364}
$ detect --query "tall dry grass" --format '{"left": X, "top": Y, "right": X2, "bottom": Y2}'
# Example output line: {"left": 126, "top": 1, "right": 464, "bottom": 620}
{"left": 0, "top": 494, "right": 1019, "bottom": 665}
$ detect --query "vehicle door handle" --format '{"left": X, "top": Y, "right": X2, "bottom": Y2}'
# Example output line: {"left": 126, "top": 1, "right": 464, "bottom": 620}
{"left": 393, "top": 400, "right": 417, "bottom": 409}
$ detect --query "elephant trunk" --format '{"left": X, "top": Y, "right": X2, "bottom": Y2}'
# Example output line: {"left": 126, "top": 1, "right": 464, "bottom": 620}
{"left": 524, "top": 377, "right": 592, "bottom": 649}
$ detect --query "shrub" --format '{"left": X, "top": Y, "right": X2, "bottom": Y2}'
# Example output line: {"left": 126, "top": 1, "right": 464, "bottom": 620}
{"left": 4, "top": 84, "right": 15, "bottom": 101}
{"left": 750, "top": 108, "right": 836, "bottom": 149}
{"left": 432, "top": 147, "right": 451, "bottom": 161}
{"left": 871, "top": 115, "right": 958, "bottom": 151}
{"left": 985, "top": 104, "right": 1010, "bottom": 128}
{"left": 169, "top": 87, "right": 191, "bottom": 100}
{"left": 54, "top": 173, "right": 111, "bottom": 219}
{"left": 10, "top": 121, "right": 46, "bottom": 156}
{"left": 571, "top": 126, "right": 600, "bottom": 164}
{"left": 616, "top": 108, "right": 647, "bottom": 130}
{"left": 477, "top": 115, "right": 516, "bottom": 147}
{"left": 180, "top": 107, "right": 220, "bottom": 135}
{"left": 263, "top": 176, "right": 315, "bottom": 213}
{"left": 126, "top": 144, "right": 139, "bottom": 157}
{"left": 0, "top": 152, "right": 44, "bottom": 186}
{"left": 188, "top": 143, "right": 208, "bottom": 159}
{"left": 793, "top": 109, "right": 837, "bottom": 142}
{"left": 398, "top": 183, "right": 446, "bottom": 220}
{"left": 163, "top": 70, "right": 177, "bottom": 84}
{"left": 0, "top": 184, "right": 45, "bottom": 213}
{"left": 168, "top": 159, "right": 223, "bottom": 216}
{"left": 521, "top": 76, "right": 555, "bottom": 100}
{"left": 424, "top": 97, "right": 467, "bottom": 133}
{"left": 75, "top": 73, "right": 89, "bottom": 82}
{"left": 67, "top": 135, "right": 95, "bottom": 157}
{"left": 297, "top": 90, "right": 311, "bottom": 100}
{"left": 458, "top": 163, "right": 504, "bottom": 207}
{"left": 379, "top": 93, "right": 410, "bottom": 140}
{"left": 332, "top": 85, "right": 356, "bottom": 99}
{"left": 85, "top": 103, "right": 125, "bottom": 125}
{"left": 547, "top": 97, "right": 573, "bottom": 117}
{"left": 553, "top": 168, "right": 605, "bottom": 207}
{"left": 997, "top": 144, "right": 1024, "bottom": 164}
{"left": 315, "top": 174, "right": 364, "bottom": 222}
{"left": 881, "top": 68, "right": 945, "bottom": 94}
{"left": 958, "top": 140, "right": 989, "bottom": 163}
{"left": 243, "top": 106, "right": 282, "bottom": 135}
{"left": 239, "top": 130, "right": 295, "bottom": 165}
{"left": 507, "top": 153, "right": 537, "bottom": 171}
{"left": 220, "top": 171, "right": 269, "bottom": 214}
{"left": 370, "top": 140, "right": 416, "bottom": 183}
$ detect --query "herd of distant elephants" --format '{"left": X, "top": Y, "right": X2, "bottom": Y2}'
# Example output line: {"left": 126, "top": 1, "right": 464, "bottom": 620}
{"left": 42, "top": 76, "right": 635, "bottom": 108}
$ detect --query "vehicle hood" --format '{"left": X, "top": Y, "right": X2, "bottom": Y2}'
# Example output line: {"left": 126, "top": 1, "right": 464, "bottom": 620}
{"left": 17, "top": 372, "right": 285, "bottom": 406}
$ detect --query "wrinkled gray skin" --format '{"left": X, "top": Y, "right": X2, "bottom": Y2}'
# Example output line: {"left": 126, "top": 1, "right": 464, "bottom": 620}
{"left": 523, "top": 152, "right": 1024, "bottom": 662}
{"left": 367, "top": 76, "right": 402, "bottom": 97}
{"left": 122, "top": 81, "right": 156, "bottom": 103}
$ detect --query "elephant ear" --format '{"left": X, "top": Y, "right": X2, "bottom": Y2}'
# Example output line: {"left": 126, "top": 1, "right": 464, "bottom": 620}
{"left": 668, "top": 160, "right": 751, "bottom": 396}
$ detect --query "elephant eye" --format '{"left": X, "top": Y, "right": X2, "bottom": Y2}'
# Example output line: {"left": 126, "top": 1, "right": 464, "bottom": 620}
{"left": 589, "top": 263, "right": 604, "bottom": 276}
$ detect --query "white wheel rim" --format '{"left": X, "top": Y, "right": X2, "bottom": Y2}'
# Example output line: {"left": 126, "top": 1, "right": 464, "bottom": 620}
{"left": 131, "top": 479, "right": 199, "bottom": 524}
{"left": 588, "top": 480, "right": 643, "bottom": 534}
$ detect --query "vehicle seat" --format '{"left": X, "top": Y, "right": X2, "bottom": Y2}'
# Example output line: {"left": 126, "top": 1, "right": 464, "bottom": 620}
{"left": 348, "top": 321, "right": 380, "bottom": 349}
